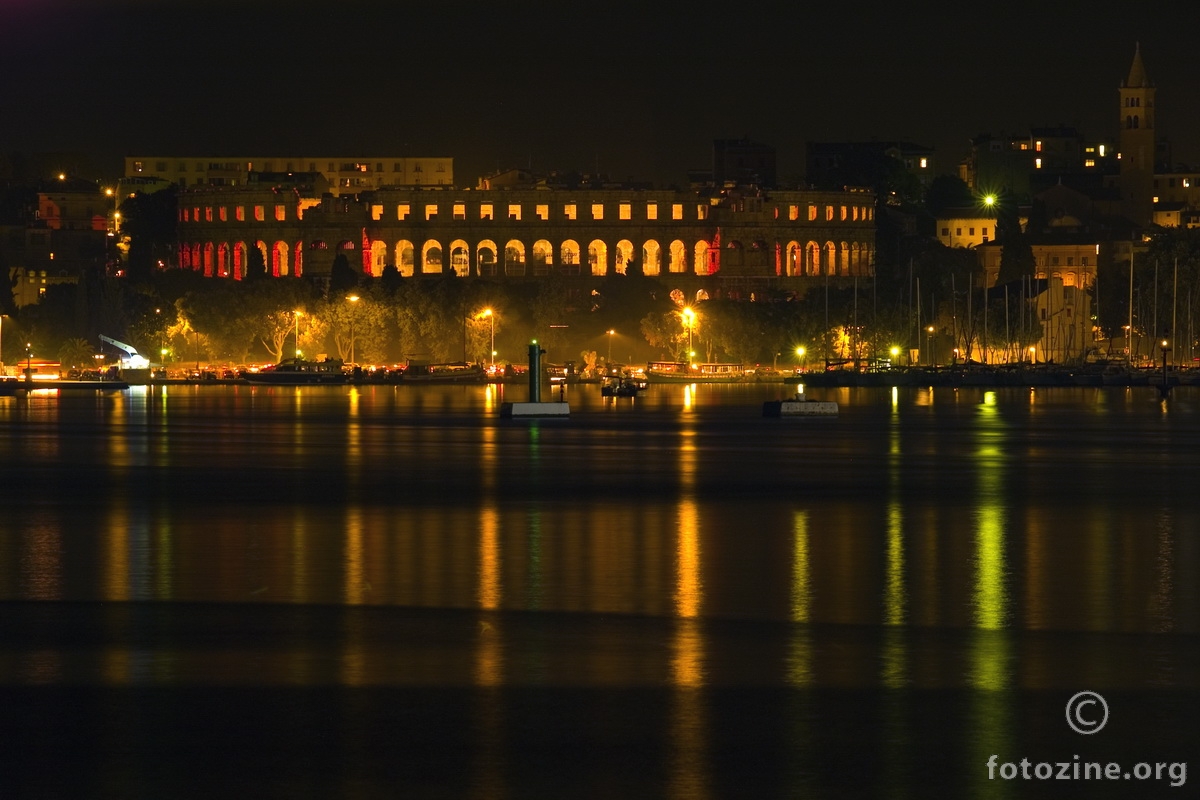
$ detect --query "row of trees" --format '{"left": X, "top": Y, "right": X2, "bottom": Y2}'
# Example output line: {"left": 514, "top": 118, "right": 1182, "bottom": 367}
{"left": 9, "top": 176, "right": 1200, "bottom": 371}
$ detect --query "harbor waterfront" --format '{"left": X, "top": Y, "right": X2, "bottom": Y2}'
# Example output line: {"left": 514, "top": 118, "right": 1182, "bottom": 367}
{"left": 0, "top": 382, "right": 1197, "bottom": 798}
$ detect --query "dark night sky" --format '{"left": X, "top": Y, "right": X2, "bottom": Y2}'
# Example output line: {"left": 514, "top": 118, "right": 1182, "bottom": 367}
{"left": 3, "top": 0, "right": 1199, "bottom": 185}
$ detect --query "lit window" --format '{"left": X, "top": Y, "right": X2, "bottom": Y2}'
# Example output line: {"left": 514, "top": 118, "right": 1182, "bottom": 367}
{"left": 619, "top": 203, "right": 631, "bottom": 220}
{"left": 254, "top": 206, "right": 264, "bottom": 221}
{"left": 1085, "top": 159, "right": 1096, "bottom": 168}
{"left": 825, "top": 206, "right": 833, "bottom": 221}
{"left": 592, "top": 204, "right": 604, "bottom": 220}
{"left": 219, "top": 207, "right": 227, "bottom": 222}
{"left": 672, "top": 204, "right": 683, "bottom": 220}
{"left": 840, "top": 206, "right": 847, "bottom": 220}
{"left": 1035, "top": 158, "right": 1042, "bottom": 169}
{"left": 1153, "top": 196, "right": 1160, "bottom": 203}
{"left": 371, "top": 205, "right": 382, "bottom": 221}
{"left": 236, "top": 206, "right": 245, "bottom": 221}
{"left": 398, "top": 204, "right": 411, "bottom": 220}
{"left": 425, "top": 204, "right": 438, "bottom": 220}
{"left": 1099, "top": 144, "right": 1106, "bottom": 157}
{"left": 480, "top": 204, "right": 493, "bottom": 220}
{"left": 697, "top": 205, "right": 708, "bottom": 220}
{"left": 275, "top": 205, "right": 286, "bottom": 221}
{"left": 1185, "top": 178, "right": 1192, "bottom": 188}
{"left": 789, "top": 205, "right": 799, "bottom": 220}
{"left": 507, "top": 204, "right": 521, "bottom": 221}
{"left": 453, "top": 203, "right": 466, "bottom": 220}
{"left": 1035, "top": 141, "right": 1043, "bottom": 152}
{"left": 808, "top": 205, "right": 817, "bottom": 221}
{"left": 536, "top": 204, "right": 549, "bottom": 221}
{"left": 646, "top": 203, "right": 658, "bottom": 220}
{"left": 919, "top": 158, "right": 928, "bottom": 169}
{"left": 564, "top": 204, "right": 577, "bottom": 220}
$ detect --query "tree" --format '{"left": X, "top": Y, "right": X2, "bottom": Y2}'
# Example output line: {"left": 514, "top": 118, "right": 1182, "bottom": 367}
{"left": 329, "top": 253, "right": 359, "bottom": 294}
{"left": 924, "top": 175, "right": 976, "bottom": 216}
{"left": 121, "top": 187, "right": 178, "bottom": 282}
{"left": 996, "top": 233, "right": 1035, "bottom": 286}
{"left": 57, "top": 337, "right": 95, "bottom": 370}
{"left": 243, "top": 245, "right": 267, "bottom": 282}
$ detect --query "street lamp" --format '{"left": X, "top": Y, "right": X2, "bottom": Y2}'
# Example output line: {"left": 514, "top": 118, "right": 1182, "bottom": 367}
{"left": 795, "top": 346, "right": 806, "bottom": 371}
{"left": 293, "top": 310, "right": 303, "bottom": 360}
{"left": 926, "top": 326, "right": 935, "bottom": 367}
{"left": 606, "top": 329, "right": 615, "bottom": 365}
{"left": 681, "top": 307, "right": 695, "bottom": 364}
{"left": 481, "top": 308, "right": 495, "bottom": 367}
{"left": 346, "top": 295, "right": 360, "bottom": 365}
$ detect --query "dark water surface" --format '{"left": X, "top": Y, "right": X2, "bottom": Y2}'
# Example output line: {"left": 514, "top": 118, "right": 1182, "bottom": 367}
{"left": 1, "top": 383, "right": 1197, "bottom": 798}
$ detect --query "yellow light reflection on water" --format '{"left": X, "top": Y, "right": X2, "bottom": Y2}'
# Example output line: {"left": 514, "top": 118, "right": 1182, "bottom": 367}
{"left": 787, "top": 510, "right": 812, "bottom": 687}
{"left": 104, "top": 501, "right": 130, "bottom": 602}
{"left": 475, "top": 503, "right": 504, "bottom": 687}
{"left": 483, "top": 382, "right": 497, "bottom": 413}
{"left": 344, "top": 506, "right": 366, "bottom": 606}
{"left": 973, "top": 399, "right": 1008, "bottom": 632}
{"left": 674, "top": 499, "right": 702, "bottom": 622}
{"left": 971, "top": 396, "right": 1010, "bottom": 696}
{"left": 883, "top": 402, "right": 907, "bottom": 688}
{"left": 679, "top": 428, "right": 697, "bottom": 494}
{"left": 671, "top": 497, "right": 708, "bottom": 799}
{"left": 478, "top": 505, "right": 502, "bottom": 611}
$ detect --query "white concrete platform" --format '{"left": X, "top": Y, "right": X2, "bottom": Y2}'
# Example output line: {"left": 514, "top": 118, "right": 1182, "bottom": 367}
{"left": 762, "top": 397, "right": 838, "bottom": 417}
{"left": 501, "top": 402, "right": 571, "bottom": 418}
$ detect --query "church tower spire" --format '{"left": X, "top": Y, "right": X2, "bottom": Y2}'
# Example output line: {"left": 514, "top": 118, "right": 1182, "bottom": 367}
{"left": 1118, "top": 42, "right": 1155, "bottom": 226}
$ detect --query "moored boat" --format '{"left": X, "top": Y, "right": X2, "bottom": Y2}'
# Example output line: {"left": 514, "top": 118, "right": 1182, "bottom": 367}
{"left": 601, "top": 375, "right": 647, "bottom": 397}
{"left": 399, "top": 361, "right": 487, "bottom": 384}
{"left": 242, "top": 358, "right": 348, "bottom": 385}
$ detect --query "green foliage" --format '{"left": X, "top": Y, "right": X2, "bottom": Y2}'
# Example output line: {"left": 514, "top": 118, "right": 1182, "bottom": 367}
{"left": 57, "top": 337, "right": 95, "bottom": 369}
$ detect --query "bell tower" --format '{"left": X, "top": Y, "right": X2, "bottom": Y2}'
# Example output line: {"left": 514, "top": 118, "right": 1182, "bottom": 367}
{"left": 1118, "top": 42, "right": 1155, "bottom": 226}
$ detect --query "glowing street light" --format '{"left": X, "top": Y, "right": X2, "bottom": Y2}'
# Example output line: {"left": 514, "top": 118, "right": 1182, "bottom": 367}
{"left": 681, "top": 307, "right": 696, "bottom": 362}
{"left": 293, "top": 310, "right": 303, "bottom": 359}
{"left": 606, "top": 329, "right": 615, "bottom": 365}
{"left": 480, "top": 308, "right": 495, "bottom": 367}
{"left": 346, "top": 295, "right": 360, "bottom": 365}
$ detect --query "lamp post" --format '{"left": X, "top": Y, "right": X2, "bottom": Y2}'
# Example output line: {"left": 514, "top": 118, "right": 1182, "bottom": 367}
{"left": 1160, "top": 338, "right": 1172, "bottom": 398}
{"left": 606, "top": 329, "right": 615, "bottom": 365}
{"left": 682, "top": 307, "right": 695, "bottom": 365}
{"left": 346, "top": 295, "right": 360, "bottom": 365}
{"left": 926, "top": 326, "right": 935, "bottom": 367}
{"left": 796, "top": 346, "right": 806, "bottom": 372}
{"left": 481, "top": 308, "right": 494, "bottom": 367}
{"left": 293, "top": 310, "right": 303, "bottom": 360}
{"left": 0, "top": 313, "right": 4, "bottom": 371}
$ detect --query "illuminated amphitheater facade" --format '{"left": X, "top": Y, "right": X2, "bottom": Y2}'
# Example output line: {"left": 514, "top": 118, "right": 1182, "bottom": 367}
{"left": 175, "top": 178, "right": 876, "bottom": 286}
